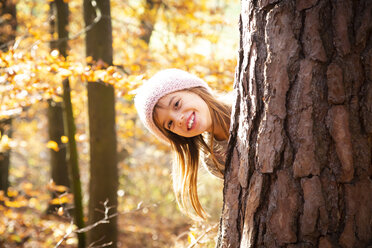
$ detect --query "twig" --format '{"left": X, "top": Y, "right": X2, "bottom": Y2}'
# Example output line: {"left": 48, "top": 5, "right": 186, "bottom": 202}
{"left": 187, "top": 223, "right": 219, "bottom": 248}
{"left": 88, "top": 236, "right": 112, "bottom": 248}
{"left": 54, "top": 199, "right": 117, "bottom": 248}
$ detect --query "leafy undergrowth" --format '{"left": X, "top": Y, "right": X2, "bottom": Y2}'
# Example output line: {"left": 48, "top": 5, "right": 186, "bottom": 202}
{"left": 0, "top": 186, "right": 219, "bottom": 248}
{"left": 118, "top": 203, "right": 219, "bottom": 248}
{"left": 0, "top": 204, "right": 76, "bottom": 247}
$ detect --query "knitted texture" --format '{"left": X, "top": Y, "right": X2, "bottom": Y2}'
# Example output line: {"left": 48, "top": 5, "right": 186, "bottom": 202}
{"left": 134, "top": 68, "right": 212, "bottom": 143}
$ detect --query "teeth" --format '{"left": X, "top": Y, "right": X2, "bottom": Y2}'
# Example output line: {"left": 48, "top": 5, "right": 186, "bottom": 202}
{"left": 188, "top": 114, "right": 194, "bottom": 129}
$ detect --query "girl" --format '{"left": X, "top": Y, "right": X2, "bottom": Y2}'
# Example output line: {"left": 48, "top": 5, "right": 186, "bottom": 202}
{"left": 134, "top": 68, "right": 231, "bottom": 219}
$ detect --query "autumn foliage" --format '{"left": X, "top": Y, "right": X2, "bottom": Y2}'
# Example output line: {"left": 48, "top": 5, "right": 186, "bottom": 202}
{"left": 0, "top": 0, "right": 238, "bottom": 247}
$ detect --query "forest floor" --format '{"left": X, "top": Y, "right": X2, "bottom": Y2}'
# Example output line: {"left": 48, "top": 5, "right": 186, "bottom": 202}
{"left": 0, "top": 200, "right": 220, "bottom": 247}
{"left": 118, "top": 211, "right": 191, "bottom": 248}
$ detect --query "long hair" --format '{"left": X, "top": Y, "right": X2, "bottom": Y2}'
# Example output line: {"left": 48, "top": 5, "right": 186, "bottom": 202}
{"left": 153, "top": 87, "right": 231, "bottom": 219}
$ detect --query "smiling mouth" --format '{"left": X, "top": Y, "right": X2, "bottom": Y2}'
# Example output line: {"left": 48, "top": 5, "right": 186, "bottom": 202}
{"left": 187, "top": 112, "right": 195, "bottom": 130}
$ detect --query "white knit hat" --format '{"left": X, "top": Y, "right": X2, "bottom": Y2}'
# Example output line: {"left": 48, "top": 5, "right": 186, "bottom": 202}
{"left": 134, "top": 68, "right": 212, "bottom": 143}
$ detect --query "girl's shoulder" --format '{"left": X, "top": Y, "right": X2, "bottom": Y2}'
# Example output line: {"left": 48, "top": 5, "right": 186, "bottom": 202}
{"left": 200, "top": 133, "right": 228, "bottom": 179}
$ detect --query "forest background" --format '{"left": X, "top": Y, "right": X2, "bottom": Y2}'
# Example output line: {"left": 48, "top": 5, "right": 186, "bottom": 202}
{"left": 0, "top": 0, "right": 239, "bottom": 247}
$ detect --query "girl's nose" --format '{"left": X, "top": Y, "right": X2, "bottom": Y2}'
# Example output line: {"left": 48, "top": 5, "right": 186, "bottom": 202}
{"left": 177, "top": 114, "right": 184, "bottom": 127}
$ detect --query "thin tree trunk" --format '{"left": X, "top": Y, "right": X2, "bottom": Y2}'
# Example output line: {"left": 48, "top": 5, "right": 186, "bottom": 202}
{"left": 139, "top": 0, "right": 161, "bottom": 44}
{"left": 47, "top": 0, "right": 70, "bottom": 214}
{"left": 49, "top": 0, "right": 69, "bottom": 57}
{"left": 63, "top": 78, "right": 86, "bottom": 248}
{"left": 218, "top": 0, "right": 372, "bottom": 247}
{"left": 47, "top": 100, "right": 70, "bottom": 213}
{"left": 0, "top": 118, "right": 12, "bottom": 193}
{"left": 0, "top": 0, "right": 17, "bottom": 51}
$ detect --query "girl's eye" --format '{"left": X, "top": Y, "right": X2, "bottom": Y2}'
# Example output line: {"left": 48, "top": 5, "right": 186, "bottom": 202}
{"left": 167, "top": 120, "right": 173, "bottom": 129}
{"left": 174, "top": 100, "right": 180, "bottom": 108}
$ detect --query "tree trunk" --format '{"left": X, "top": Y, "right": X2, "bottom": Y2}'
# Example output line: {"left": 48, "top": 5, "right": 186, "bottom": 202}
{"left": 49, "top": 0, "right": 69, "bottom": 57}
{"left": 0, "top": 118, "right": 12, "bottom": 193}
{"left": 47, "top": 0, "right": 70, "bottom": 214}
{"left": 47, "top": 100, "right": 70, "bottom": 213}
{"left": 0, "top": 0, "right": 17, "bottom": 51}
{"left": 139, "top": 0, "right": 161, "bottom": 44}
{"left": 83, "top": 0, "right": 113, "bottom": 65}
{"left": 87, "top": 82, "right": 118, "bottom": 247}
{"left": 84, "top": 0, "right": 118, "bottom": 246}
{"left": 63, "top": 79, "right": 86, "bottom": 248}
{"left": 218, "top": 0, "right": 372, "bottom": 247}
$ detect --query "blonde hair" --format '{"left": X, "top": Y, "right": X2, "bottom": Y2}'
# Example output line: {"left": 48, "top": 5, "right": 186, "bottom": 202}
{"left": 153, "top": 87, "right": 231, "bottom": 219}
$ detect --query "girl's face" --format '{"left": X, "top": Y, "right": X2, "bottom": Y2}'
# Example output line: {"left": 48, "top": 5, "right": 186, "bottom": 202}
{"left": 154, "top": 90, "right": 212, "bottom": 138}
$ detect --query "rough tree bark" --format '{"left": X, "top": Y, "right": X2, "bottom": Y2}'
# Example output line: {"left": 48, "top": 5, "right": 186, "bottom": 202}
{"left": 218, "top": 0, "right": 372, "bottom": 247}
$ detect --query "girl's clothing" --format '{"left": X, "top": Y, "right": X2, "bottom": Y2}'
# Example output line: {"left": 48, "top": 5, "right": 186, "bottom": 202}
{"left": 201, "top": 137, "right": 228, "bottom": 179}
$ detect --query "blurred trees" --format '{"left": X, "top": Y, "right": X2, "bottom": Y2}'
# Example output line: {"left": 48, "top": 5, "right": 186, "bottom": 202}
{"left": 0, "top": 0, "right": 17, "bottom": 51}
{"left": 139, "top": 0, "right": 161, "bottom": 44}
{"left": 0, "top": 0, "right": 17, "bottom": 194}
{"left": 63, "top": 78, "right": 86, "bottom": 247}
{"left": 49, "top": 0, "right": 69, "bottom": 57}
{"left": 47, "top": 0, "right": 70, "bottom": 212}
{"left": 0, "top": 0, "right": 238, "bottom": 246}
{"left": 219, "top": 0, "right": 372, "bottom": 247}
{"left": 0, "top": 118, "right": 12, "bottom": 192}
{"left": 47, "top": 100, "right": 69, "bottom": 207}
{"left": 84, "top": 0, "right": 118, "bottom": 246}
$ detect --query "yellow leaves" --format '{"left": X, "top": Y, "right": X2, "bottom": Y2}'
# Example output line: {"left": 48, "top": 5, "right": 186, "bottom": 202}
{"left": 21, "top": 182, "right": 39, "bottom": 197}
{"left": 48, "top": 181, "right": 72, "bottom": 205}
{"left": 47, "top": 180, "right": 69, "bottom": 193}
{"left": 50, "top": 194, "right": 72, "bottom": 205}
{"left": 61, "top": 136, "right": 69, "bottom": 143}
{"left": 0, "top": 134, "right": 11, "bottom": 151}
{"left": 86, "top": 56, "right": 93, "bottom": 64}
{"left": 130, "top": 64, "right": 141, "bottom": 72}
{"left": 58, "top": 68, "right": 73, "bottom": 77}
{"left": 48, "top": 63, "right": 59, "bottom": 72}
{"left": 188, "top": 229, "right": 197, "bottom": 244}
{"left": 206, "top": 34, "right": 219, "bottom": 44}
{"left": 4, "top": 198, "right": 27, "bottom": 208}
{"left": 7, "top": 187, "right": 18, "bottom": 198}
{"left": 47, "top": 140, "right": 59, "bottom": 152}
{"left": 1, "top": 188, "right": 28, "bottom": 208}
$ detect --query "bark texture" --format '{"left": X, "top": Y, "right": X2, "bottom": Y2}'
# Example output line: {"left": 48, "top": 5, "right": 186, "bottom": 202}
{"left": 218, "top": 0, "right": 372, "bottom": 247}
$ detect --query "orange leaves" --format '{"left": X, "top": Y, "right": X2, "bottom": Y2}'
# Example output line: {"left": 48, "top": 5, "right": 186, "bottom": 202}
{"left": 61, "top": 135, "right": 69, "bottom": 143}
{"left": 50, "top": 194, "right": 72, "bottom": 205}
{"left": 47, "top": 180, "right": 69, "bottom": 193}
{"left": 0, "top": 186, "right": 77, "bottom": 246}
{"left": 46, "top": 140, "right": 59, "bottom": 152}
